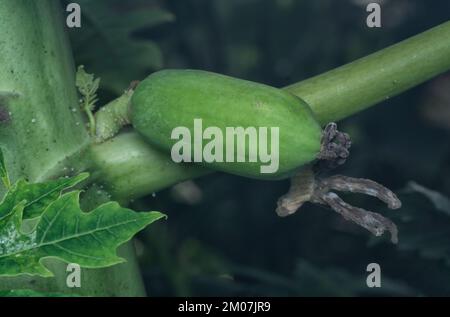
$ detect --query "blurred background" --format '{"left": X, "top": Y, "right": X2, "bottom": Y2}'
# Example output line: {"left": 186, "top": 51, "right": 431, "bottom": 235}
{"left": 65, "top": 0, "right": 450, "bottom": 296}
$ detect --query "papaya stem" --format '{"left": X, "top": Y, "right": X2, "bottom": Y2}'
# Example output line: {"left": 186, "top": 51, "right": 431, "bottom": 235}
{"left": 0, "top": 0, "right": 145, "bottom": 297}
{"left": 285, "top": 21, "right": 450, "bottom": 125}
{"left": 84, "top": 98, "right": 96, "bottom": 136}
{"left": 94, "top": 88, "right": 133, "bottom": 143}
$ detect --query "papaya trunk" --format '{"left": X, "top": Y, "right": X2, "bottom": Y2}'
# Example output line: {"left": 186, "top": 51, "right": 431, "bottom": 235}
{"left": 0, "top": 0, "right": 145, "bottom": 296}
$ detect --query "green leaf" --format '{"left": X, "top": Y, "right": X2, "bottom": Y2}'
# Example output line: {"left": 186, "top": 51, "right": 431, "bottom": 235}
{"left": 76, "top": 65, "right": 100, "bottom": 115}
{"left": 0, "top": 148, "right": 10, "bottom": 190}
{"left": 0, "top": 289, "right": 80, "bottom": 297}
{"left": 75, "top": 66, "right": 99, "bottom": 134}
{"left": 0, "top": 191, "right": 165, "bottom": 277}
{"left": 0, "top": 173, "right": 88, "bottom": 221}
{"left": 75, "top": 65, "right": 100, "bottom": 99}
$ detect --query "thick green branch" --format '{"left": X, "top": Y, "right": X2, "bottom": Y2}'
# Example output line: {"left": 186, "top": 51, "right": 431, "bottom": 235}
{"left": 89, "top": 131, "right": 210, "bottom": 204}
{"left": 286, "top": 21, "right": 450, "bottom": 125}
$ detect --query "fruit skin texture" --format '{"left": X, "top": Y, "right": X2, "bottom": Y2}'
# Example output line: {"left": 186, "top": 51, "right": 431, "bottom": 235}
{"left": 131, "top": 69, "right": 322, "bottom": 180}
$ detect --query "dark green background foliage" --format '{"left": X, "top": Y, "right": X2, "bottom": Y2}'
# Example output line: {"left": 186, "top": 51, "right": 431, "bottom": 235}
{"left": 66, "top": 0, "right": 450, "bottom": 296}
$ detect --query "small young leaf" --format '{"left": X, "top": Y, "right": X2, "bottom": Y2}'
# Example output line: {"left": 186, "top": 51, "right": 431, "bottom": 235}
{"left": 75, "top": 66, "right": 100, "bottom": 134}
{"left": 75, "top": 66, "right": 100, "bottom": 99}
{"left": 91, "top": 78, "right": 101, "bottom": 96}
{"left": 0, "top": 173, "right": 88, "bottom": 221}
{"left": 69, "top": 0, "right": 173, "bottom": 94}
{"left": 0, "top": 191, "right": 165, "bottom": 277}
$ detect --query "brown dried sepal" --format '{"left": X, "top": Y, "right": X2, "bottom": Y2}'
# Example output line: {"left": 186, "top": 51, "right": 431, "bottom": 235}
{"left": 276, "top": 122, "right": 402, "bottom": 244}
{"left": 276, "top": 167, "right": 315, "bottom": 217}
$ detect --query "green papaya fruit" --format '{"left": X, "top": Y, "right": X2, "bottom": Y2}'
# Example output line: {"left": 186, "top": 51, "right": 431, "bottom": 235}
{"left": 131, "top": 69, "right": 322, "bottom": 180}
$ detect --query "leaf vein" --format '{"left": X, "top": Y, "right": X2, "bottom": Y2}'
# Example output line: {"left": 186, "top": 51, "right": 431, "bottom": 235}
{"left": 53, "top": 243, "right": 103, "bottom": 261}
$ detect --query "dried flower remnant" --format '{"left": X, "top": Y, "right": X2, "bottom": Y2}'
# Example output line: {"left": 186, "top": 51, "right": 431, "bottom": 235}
{"left": 317, "top": 122, "right": 351, "bottom": 170}
{"left": 277, "top": 123, "right": 401, "bottom": 244}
